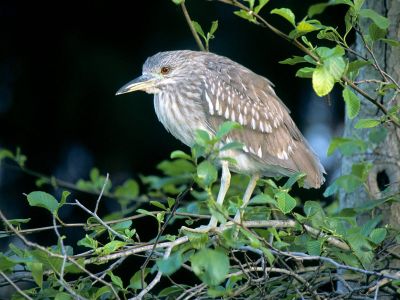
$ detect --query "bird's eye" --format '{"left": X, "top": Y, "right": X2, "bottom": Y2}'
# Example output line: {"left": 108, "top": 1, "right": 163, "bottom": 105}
{"left": 160, "top": 66, "right": 171, "bottom": 75}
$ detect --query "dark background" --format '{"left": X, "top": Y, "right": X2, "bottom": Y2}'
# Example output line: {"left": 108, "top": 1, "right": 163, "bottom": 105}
{"left": 0, "top": 0, "right": 346, "bottom": 284}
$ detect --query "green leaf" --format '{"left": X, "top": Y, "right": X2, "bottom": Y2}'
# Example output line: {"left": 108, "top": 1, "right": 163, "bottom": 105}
{"left": 184, "top": 231, "right": 209, "bottom": 249}
{"left": 97, "top": 241, "right": 127, "bottom": 255}
{"left": 115, "top": 179, "right": 139, "bottom": 200}
{"left": 191, "top": 248, "right": 229, "bottom": 286}
{"left": 0, "top": 254, "right": 16, "bottom": 271}
{"left": 157, "top": 159, "right": 195, "bottom": 176}
{"left": 216, "top": 121, "right": 241, "bottom": 139}
{"left": 250, "top": 193, "right": 277, "bottom": 205}
{"left": 312, "top": 65, "right": 334, "bottom": 96}
{"left": 59, "top": 191, "right": 70, "bottom": 208}
{"left": 304, "top": 201, "right": 324, "bottom": 218}
{"left": 324, "top": 174, "right": 364, "bottom": 197}
{"left": 296, "top": 21, "right": 319, "bottom": 34}
{"left": 6, "top": 218, "right": 31, "bottom": 226}
{"left": 325, "top": 56, "right": 346, "bottom": 81}
{"left": 359, "top": 8, "right": 390, "bottom": 29}
{"left": 342, "top": 86, "right": 360, "bottom": 119}
{"left": 346, "top": 233, "right": 373, "bottom": 266}
{"left": 77, "top": 235, "right": 98, "bottom": 249}
{"left": 369, "top": 228, "right": 387, "bottom": 244}
{"left": 369, "top": 23, "right": 387, "bottom": 41}
{"left": 194, "top": 129, "right": 211, "bottom": 146}
{"left": 306, "top": 240, "right": 322, "bottom": 256}
{"left": 351, "top": 162, "right": 372, "bottom": 181}
{"left": 170, "top": 150, "right": 191, "bottom": 160}
{"left": 220, "top": 141, "right": 244, "bottom": 152}
{"left": 283, "top": 172, "right": 306, "bottom": 189}
{"left": 129, "top": 268, "right": 150, "bottom": 290}
{"left": 209, "top": 20, "right": 218, "bottom": 36}
{"left": 159, "top": 286, "right": 184, "bottom": 297}
{"left": 381, "top": 38, "right": 400, "bottom": 47}
{"left": 0, "top": 149, "right": 14, "bottom": 162}
{"left": 369, "top": 127, "right": 387, "bottom": 144}
{"left": 275, "top": 191, "right": 296, "bottom": 214}
{"left": 27, "top": 262, "right": 43, "bottom": 288}
{"left": 234, "top": 10, "right": 256, "bottom": 23}
{"left": 308, "top": 3, "right": 329, "bottom": 17}
{"left": 191, "top": 21, "right": 206, "bottom": 39}
{"left": 279, "top": 56, "right": 307, "bottom": 65}
{"left": 150, "top": 201, "right": 167, "bottom": 210}
{"left": 108, "top": 271, "right": 124, "bottom": 289}
{"left": 295, "top": 67, "right": 315, "bottom": 78}
{"left": 171, "top": 0, "right": 184, "bottom": 4}
{"left": 55, "top": 293, "right": 73, "bottom": 300}
{"left": 94, "top": 286, "right": 112, "bottom": 300}
{"left": 254, "top": 0, "right": 270, "bottom": 14}
{"left": 355, "top": 118, "right": 380, "bottom": 128}
{"left": 270, "top": 8, "right": 295, "bottom": 26}
{"left": 27, "top": 191, "right": 59, "bottom": 214}
{"left": 197, "top": 160, "right": 218, "bottom": 187}
{"left": 327, "top": 137, "right": 366, "bottom": 156}
{"left": 157, "top": 251, "right": 183, "bottom": 275}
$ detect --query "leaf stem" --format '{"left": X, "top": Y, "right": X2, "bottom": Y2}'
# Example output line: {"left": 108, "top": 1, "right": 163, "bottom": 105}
{"left": 180, "top": 2, "right": 206, "bottom": 51}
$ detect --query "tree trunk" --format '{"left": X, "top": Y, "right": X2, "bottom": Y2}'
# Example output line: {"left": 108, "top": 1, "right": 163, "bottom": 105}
{"left": 340, "top": 0, "right": 400, "bottom": 226}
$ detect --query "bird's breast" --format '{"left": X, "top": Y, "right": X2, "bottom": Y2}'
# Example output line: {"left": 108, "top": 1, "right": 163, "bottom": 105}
{"left": 153, "top": 92, "right": 210, "bottom": 147}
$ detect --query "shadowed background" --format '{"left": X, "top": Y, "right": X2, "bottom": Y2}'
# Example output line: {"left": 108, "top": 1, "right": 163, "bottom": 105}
{"left": 0, "top": 0, "right": 345, "bottom": 249}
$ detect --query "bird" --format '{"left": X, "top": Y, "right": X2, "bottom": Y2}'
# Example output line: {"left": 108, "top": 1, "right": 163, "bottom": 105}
{"left": 116, "top": 50, "right": 325, "bottom": 231}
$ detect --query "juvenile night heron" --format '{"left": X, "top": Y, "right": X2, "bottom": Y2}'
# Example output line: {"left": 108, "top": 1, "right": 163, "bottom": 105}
{"left": 116, "top": 50, "right": 325, "bottom": 230}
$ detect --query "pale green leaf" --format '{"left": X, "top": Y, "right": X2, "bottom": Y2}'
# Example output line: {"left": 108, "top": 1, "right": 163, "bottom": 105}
{"left": 27, "top": 191, "right": 59, "bottom": 214}
{"left": 355, "top": 118, "right": 380, "bottom": 128}
{"left": 157, "top": 251, "right": 183, "bottom": 275}
{"left": 359, "top": 8, "right": 390, "bottom": 29}
{"left": 275, "top": 191, "right": 296, "bottom": 214}
{"left": 191, "top": 248, "right": 229, "bottom": 286}
{"left": 129, "top": 268, "right": 150, "bottom": 290}
{"left": 369, "top": 228, "right": 387, "bottom": 244}
{"left": 279, "top": 56, "right": 307, "bottom": 65}
{"left": 197, "top": 160, "right": 218, "bottom": 186}
{"left": 270, "top": 8, "right": 296, "bottom": 26}
{"left": 342, "top": 86, "right": 360, "bottom": 119}
{"left": 312, "top": 65, "right": 334, "bottom": 96}
{"left": 191, "top": 21, "right": 206, "bottom": 39}
{"left": 296, "top": 21, "right": 319, "bottom": 34}
{"left": 295, "top": 67, "right": 315, "bottom": 78}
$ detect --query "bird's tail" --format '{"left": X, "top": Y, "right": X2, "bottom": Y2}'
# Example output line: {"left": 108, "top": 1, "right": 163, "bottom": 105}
{"left": 291, "top": 141, "right": 326, "bottom": 189}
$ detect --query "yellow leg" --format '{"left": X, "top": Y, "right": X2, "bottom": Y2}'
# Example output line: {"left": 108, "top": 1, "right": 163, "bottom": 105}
{"left": 181, "top": 161, "right": 231, "bottom": 233}
{"left": 234, "top": 174, "right": 259, "bottom": 224}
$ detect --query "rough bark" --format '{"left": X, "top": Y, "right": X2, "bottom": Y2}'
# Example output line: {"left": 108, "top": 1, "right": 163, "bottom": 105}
{"left": 340, "top": 0, "right": 400, "bottom": 226}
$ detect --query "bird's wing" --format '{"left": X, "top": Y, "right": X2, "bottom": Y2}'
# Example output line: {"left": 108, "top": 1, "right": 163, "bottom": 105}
{"left": 201, "top": 57, "right": 325, "bottom": 187}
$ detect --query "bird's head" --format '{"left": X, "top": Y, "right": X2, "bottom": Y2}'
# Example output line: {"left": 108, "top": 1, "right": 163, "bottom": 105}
{"left": 116, "top": 50, "right": 200, "bottom": 96}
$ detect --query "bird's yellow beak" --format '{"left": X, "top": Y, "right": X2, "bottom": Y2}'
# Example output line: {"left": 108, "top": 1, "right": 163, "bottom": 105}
{"left": 115, "top": 74, "right": 155, "bottom": 95}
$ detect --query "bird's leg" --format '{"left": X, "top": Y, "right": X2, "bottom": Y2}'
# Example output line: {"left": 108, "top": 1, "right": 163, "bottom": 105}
{"left": 181, "top": 161, "right": 231, "bottom": 233}
{"left": 234, "top": 174, "right": 259, "bottom": 224}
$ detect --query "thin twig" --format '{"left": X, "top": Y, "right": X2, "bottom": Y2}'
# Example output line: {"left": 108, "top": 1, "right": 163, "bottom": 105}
{"left": 180, "top": 2, "right": 206, "bottom": 51}
{"left": 0, "top": 210, "right": 121, "bottom": 300}
{"left": 0, "top": 211, "right": 209, "bottom": 237}
{"left": 94, "top": 173, "right": 109, "bottom": 215}
{"left": 74, "top": 199, "right": 128, "bottom": 241}
{"left": 52, "top": 215, "right": 83, "bottom": 299}
{"left": 139, "top": 180, "right": 194, "bottom": 288}
{"left": 0, "top": 271, "right": 33, "bottom": 300}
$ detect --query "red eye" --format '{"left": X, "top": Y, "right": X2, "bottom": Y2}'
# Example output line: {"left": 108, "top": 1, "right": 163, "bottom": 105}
{"left": 160, "top": 66, "right": 171, "bottom": 75}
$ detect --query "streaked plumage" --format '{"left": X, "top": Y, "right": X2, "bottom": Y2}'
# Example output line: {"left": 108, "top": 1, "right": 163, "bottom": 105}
{"left": 117, "top": 50, "right": 325, "bottom": 188}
